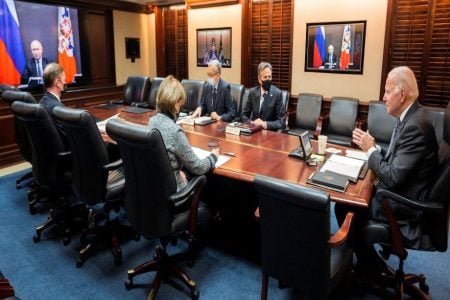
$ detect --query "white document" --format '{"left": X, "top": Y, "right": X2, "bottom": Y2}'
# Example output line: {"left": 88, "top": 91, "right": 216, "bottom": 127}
{"left": 320, "top": 154, "right": 365, "bottom": 181}
{"left": 345, "top": 149, "right": 368, "bottom": 161}
{"left": 192, "top": 147, "right": 230, "bottom": 168}
{"left": 96, "top": 113, "right": 120, "bottom": 133}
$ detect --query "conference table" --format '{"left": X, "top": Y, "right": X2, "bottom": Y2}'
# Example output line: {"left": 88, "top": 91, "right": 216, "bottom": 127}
{"left": 89, "top": 105, "right": 375, "bottom": 208}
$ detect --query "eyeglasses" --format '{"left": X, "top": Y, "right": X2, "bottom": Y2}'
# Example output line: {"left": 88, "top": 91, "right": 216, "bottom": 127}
{"left": 207, "top": 72, "right": 218, "bottom": 78}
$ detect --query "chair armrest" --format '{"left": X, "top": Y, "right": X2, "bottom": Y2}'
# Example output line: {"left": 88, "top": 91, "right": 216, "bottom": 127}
{"left": 329, "top": 211, "right": 354, "bottom": 246}
{"left": 285, "top": 107, "right": 296, "bottom": 130}
{"left": 132, "top": 102, "right": 150, "bottom": 108}
{"left": 110, "top": 99, "right": 124, "bottom": 105}
{"left": 375, "top": 188, "right": 443, "bottom": 212}
{"left": 103, "top": 159, "right": 123, "bottom": 171}
{"left": 357, "top": 118, "right": 367, "bottom": 131}
{"left": 315, "top": 115, "right": 327, "bottom": 138}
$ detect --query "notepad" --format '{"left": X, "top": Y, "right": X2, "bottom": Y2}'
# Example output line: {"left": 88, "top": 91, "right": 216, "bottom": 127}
{"left": 320, "top": 154, "right": 365, "bottom": 182}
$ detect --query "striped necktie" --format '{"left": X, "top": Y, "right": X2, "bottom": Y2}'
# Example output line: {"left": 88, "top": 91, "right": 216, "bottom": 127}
{"left": 387, "top": 118, "right": 401, "bottom": 155}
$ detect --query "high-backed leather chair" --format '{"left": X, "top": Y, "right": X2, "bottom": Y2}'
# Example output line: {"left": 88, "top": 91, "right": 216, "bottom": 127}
{"left": 287, "top": 93, "right": 323, "bottom": 139}
{"left": 229, "top": 83, "right": 244, "bottom": 118}
{"left": 238, "top": 88, "right": 251, "bottom": 119}
{"left": 254, "top": 175, "right": 354, "bottom": 300}
{"left": 181, "top": 79, "right": 205, "bottom": 113}
{"left": 114, "top": 76, "right": 151, "bottom": 107}
{"left": 424, "top": 105, "right": 446, "bottom": 144}
{"left": 366, "top": 100, "right": 397, "bottom": 153}
{"left": 321, "top": 96, "right": 359, "bottom": 147}
{"left": 147, "top": 76, "right": 164, "bottom": 109}
{"left": 106, "top": 118, "right": 209, "bottom": 299}
{"left": 2, "top": 90, "right": 47, "bottom": 213}
{"left": 53, "top": 106, "right": 135, "bottom": 267}
{"left": 360, "top": 102, "right": 450, "bottom": 299}
{"left": 10, "top": 101, "right": 73, "bottom": 244}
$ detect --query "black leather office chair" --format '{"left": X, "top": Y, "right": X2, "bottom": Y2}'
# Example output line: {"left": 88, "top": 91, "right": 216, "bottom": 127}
{"left": 237, "top": 88, "right": 250, "bottom": 120}
{"left": 10, "top": 101, "right": 74, "bottom": 244}
{"left": 181, "top": 79, "right": 205, "bottom": 113}
{"left": 287, "top": 93, "right": 323, "bottom": 139}
{"left": 106, "top": 118, "right": 209, "bottom": 300}
{"left": 254, "top": 175, "right": 354, "bottom": 300}
{"left": 147, "top": 76, "right": 164, "bottom": 109}
{"left": 229, "top": 83, "right": 244, "bottom": 118}
{"left": 321, "top": 96, "right": 359, "bottom": 147}
{"left": 366, "top": 100, "right": 397, "bottom": 153}
{"left": 359, "top": 102, "right": 450, "bottom": 299}
{"left": 113, "top": 76, "right": 151, "bottom": 107}
{"left": 424, "top": 105, "right": 446, "bottom": 144}
{"left": 53, "top": 106, "right": 136, "bottom": 267}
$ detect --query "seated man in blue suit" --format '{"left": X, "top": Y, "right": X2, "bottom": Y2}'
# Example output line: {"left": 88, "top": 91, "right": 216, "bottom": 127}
{"left": 20, "top": 40, "right": 52, "bottom": 87}
{"left": 241, "top": 62, "right": 285, "bottom": 131}
{"left": 191, "top": 59, "right": 236, "bottom": 122}
{"left": 336, "top": 66, "right": 439, "bottom": 277}
{"left": 40, "top": 63, "right": 66, "bottom": 116}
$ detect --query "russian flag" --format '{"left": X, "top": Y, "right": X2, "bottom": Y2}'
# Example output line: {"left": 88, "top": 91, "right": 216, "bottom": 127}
{"left": 0, "top": 0, "right": 26, "bottom": 85}
{"left": 58, "top": 7, "right": 77, "bottom": 83}
{"left": 313, "top": 26, "right": 325, "bottom": 68}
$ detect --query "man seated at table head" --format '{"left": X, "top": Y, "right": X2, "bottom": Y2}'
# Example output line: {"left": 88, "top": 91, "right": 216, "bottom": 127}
{"left": 191, "top": 59, "right": 236, "bottom": 122}
{"left": 240, "top": 62, "right": 285, "bottom": 131}
{"left": 337, "top": 65, "right": 439, "bottom": 277}
{"left": 40, "top": 63, "right": 66, "bottom": 116}
{"left": 20, "top": 40, "right": 52, "bottom": 87}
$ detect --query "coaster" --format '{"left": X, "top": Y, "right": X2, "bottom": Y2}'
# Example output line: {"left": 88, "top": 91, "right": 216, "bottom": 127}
{"left": 207, "top": 142, "right": 218, "bottom": 148}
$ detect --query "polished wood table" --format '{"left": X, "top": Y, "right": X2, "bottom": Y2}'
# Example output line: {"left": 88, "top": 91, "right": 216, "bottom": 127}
{"left": 88, "top": 106, "right": 374, "bottom": 208}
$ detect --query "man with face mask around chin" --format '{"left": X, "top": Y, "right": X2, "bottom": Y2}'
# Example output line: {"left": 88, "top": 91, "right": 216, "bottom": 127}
{"left": 40, "top": 62, "right": 67, "bottom": 116}
{"left": 241, "top": 62, "right": 285, "bottom": 131}
{"left": 191, "top": 59, "right": 236, "bottom": 122}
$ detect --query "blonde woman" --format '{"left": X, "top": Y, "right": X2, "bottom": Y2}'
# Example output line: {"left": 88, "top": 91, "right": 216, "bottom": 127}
{"left": 149, "top": 75, "right": 219, "bottom": 191}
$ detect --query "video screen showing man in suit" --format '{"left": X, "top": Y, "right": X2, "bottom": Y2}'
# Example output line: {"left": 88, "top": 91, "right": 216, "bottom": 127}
{"left": 20, "top": 40, "right": 52, "bottom": 88}
{"left": 191, "top": 59, "right": 236, "bottom": 122}
{"left": 323, "top": 44, "right": 337, "bottom": 69}
{"left": 241, "top": 62, "right": 285, "bottom": 131}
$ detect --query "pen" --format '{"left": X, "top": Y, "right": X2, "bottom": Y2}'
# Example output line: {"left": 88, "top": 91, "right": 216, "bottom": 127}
{"left": 223, "top": 152, "right": 236, "bottom": 157}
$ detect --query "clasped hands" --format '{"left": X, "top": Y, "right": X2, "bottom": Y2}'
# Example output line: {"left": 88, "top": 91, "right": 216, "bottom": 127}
{"left": 352, "top": 128, "right": 375, "bottom": 152}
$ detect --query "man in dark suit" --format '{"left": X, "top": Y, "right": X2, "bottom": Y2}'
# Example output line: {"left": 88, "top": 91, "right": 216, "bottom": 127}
{"left": 20, "top": 40, "right": 52, "bottom": 86}
{"left": 323, "top": 45, "right": 338, "bottom": 69}
{"left": 341, "top": 66, "right": 439, "bottom": 276}
{"left": 191, "top": 59, "right": 236, "bottom": 122}
{"left": 40, "top": 63, "right": 66, "bottom": 116}
{"left": 241, "top": 62, "right": 285, "bottom": 131}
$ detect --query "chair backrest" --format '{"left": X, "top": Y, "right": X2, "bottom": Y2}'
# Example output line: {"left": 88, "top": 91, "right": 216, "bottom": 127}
{"left": 426, "top": 102, "right": 450, "bottom": 251}
{"left": 229, "top": 83, "right": 244, "bottom": 116}
{"left": 239, "top": 88, "right": 251, "bottom": 119}
{"left": 3, "top": 90, "right": 38, "bottom": 163}
{"left": 367, "top": 100, "right": 397, "bottom": 146}
{"left": 53, "top": 106, "right": 110, "bottom": 205}
{"left": 295, "top": 93, "right": 323, "bottom": 130}
{"left": 327, "top": 96, "right": 359, "bottom": 136}
{"left": 181, "top": 79, "right": 205, "bottom": 113}
{"left": 106, "top": 118, "right": 177, "bottom": 239}
{"left": 424, "top": 105, "right": 446, "bottom": 144}
{"left": 281, "top": 90, "right": 290, "bottom": 115}
{"left": 147, "top": 77, "right": 164, "bottom": 109}
{"left": 254, "top": 175, "right": 333, "bottom": 299}
{"left": 0, "top": 84, "right": 19, "bottom": 98}
{"left": 123, "top": 76, "right": 151, "bottom": 105}
{"left": 11, "top": 101, "right": 64, "bottom": 189}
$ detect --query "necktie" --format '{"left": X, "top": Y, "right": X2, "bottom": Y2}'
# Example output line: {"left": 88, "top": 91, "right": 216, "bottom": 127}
{"left": 387, "top": 118, "right": 401, "bottom": 155}
{"left": 260, "top": 93, "right": 268, "bottom": 117}
{"left": 36, "top": 59, "right": 42, "bottom": 77}
{"left": 211, "top": 87, "right": 216, "bottom": 109}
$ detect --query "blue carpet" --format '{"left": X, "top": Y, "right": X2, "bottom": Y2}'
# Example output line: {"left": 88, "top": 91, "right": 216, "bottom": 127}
{"left": 0, "top": 169, "right": 449, "bottom": 299}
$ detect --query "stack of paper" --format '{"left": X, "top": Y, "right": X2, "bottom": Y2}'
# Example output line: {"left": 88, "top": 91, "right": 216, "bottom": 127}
{"left": 319, "top": 154, "right": 365, "bottom": 182}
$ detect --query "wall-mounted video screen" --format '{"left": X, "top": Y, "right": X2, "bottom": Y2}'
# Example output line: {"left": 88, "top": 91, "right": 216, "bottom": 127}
{"left": 13, "top": 1, "right": 82, "bottom": 86}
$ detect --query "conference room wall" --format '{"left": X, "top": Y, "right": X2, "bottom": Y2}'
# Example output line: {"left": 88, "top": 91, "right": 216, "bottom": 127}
{"left": 291, "top": 0, "right": 388, "bottom": 102}
{"left": 112, "top": 10, "right": 157, "bottom": 85}
{"left": 188, "top": 4, "right": 242, "bottom": 84}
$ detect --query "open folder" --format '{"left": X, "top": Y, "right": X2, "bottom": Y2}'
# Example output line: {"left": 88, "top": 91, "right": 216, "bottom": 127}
{"left": 319, "top": 154, "right": 366, "bottom": 182}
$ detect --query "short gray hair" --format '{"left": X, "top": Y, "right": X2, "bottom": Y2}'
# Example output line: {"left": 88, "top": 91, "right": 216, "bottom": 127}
{"left": 208, "top": 59, "right": 222, "bottom": 74}
{"left": 388, "top": 66, "right": 419, "bottom": 101}
{"left": 257, "top": 62, "right": 272, "bottom": 77}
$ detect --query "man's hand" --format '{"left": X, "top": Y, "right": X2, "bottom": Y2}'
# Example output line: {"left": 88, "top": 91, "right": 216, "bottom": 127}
{"left": 210, "top": 112, "right": 221, "bottom": 121}
{"left": 352, "top": 128, "right": 375, "bottom": 152}
{"left": 253, "top": 118, "right": 267, "bottom": 129}
{"left": 191, "top": 107, "right": 201, "bottom": 118}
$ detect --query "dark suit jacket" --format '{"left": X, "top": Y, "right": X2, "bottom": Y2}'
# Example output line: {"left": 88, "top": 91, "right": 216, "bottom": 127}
{"left": 323, "top": 54, "right": 337, "bottom": 69}
{"left": 241, "top": 85, "right": 285, "bottom": 131}
{"left": 20, "top": 57, "right": 52, "bottom": 85}
{"left": 199, "top": 79, "right": 236, "bottom": 122}
{"left": 368, "top": 101, "right": 439, "bottom": 247}
{"left": 40, "top": 92, "right": 64, "bottom": 117}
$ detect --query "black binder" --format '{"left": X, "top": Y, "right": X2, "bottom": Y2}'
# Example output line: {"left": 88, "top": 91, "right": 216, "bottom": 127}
{"left": 307, "top": 170, "right": 349, "bottom": 192}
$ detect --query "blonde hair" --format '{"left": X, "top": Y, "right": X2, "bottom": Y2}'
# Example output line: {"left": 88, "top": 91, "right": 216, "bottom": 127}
{"left": 387, "top": 66, "right": 419, "bottom": 101}
{"left": 156, "top": 75, "right": 186, "bottom": 117}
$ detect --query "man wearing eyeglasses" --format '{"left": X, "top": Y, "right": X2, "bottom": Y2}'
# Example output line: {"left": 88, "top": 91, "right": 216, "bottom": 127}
{"left": 192, "top": 59, "right": 236, "bottom": 122}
